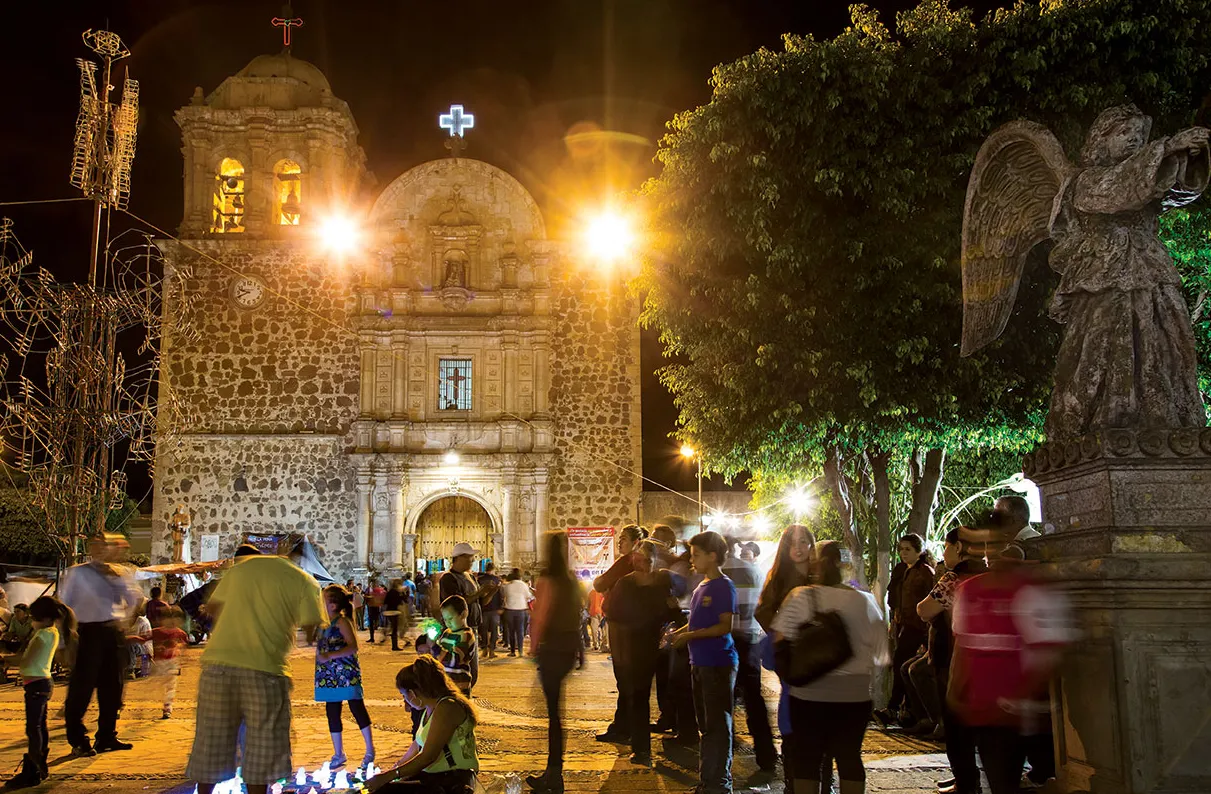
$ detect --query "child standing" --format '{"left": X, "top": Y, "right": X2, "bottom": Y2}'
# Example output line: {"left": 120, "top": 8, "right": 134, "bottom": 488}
{"left": 433, "top": 595, "right": 478, "bottom": 695}
{"left": 6, "top": 596, "right": 76, "bottom": 789}
{"left": 150, "top": 607, "right": 189, "bottom": 719}
{"left": 315, "top": 585, "right": 374, "bottom": 771}
{"left": 670, "top": 531, "right": 739, "bottom": 794}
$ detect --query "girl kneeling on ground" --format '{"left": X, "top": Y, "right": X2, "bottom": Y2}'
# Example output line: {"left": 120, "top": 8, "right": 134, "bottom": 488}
{"left": 364, "top": 656, "right": 478, "bottom": 794}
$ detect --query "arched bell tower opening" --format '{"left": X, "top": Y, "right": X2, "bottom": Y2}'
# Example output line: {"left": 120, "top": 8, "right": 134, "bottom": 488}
{"left": 413, "top": 494, "right": 494, "bottom": 574}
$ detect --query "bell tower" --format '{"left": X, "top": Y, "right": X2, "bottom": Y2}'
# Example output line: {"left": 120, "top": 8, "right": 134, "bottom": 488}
{"left": 174, "top": 51, "right": 366, "bottom": 238}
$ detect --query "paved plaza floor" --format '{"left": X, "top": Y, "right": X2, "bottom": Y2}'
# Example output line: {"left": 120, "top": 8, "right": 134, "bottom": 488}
{"left": 0, "top": 629, "right": 964, "bottom": 794}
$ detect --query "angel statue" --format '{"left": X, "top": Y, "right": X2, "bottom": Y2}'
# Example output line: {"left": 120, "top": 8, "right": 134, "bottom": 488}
{"left": 962, "top": 104, "right": 1209, "bottom": 440}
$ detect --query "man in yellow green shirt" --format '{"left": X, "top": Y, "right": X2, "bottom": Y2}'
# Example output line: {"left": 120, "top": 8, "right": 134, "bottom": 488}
{"left": 185, "top": 545, "right": 325, "bottom": 794}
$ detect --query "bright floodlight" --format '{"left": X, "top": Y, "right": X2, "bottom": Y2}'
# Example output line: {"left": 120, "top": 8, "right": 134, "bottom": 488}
{"left": 318, "top": 214, "right": 360, "bottom": 255}
{"left": 443, "top": 450, "right": 460, "bottom": 467}
{"left": 583, "top": 210, "right": 635, "bottom": 263}
{"left": 787, "top": 488, "right": 814, "bottom": 516}
{"left": 679, "top": 444, "right": 696, "bottom": 459}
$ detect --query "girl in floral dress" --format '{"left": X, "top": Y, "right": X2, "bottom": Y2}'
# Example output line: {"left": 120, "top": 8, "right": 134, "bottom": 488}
{"left": 316, "top": 585, "right": 375, "bottom": 770}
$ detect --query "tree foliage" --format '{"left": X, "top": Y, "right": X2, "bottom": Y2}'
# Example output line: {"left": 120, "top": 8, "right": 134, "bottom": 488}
{"left": 640, "top": 0, "right": 1211, "bottom": 583}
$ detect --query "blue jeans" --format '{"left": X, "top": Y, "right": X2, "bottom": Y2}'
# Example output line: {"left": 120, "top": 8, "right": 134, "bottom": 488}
{"left": 692, "top": 662, "right": 737, "bottom": 794}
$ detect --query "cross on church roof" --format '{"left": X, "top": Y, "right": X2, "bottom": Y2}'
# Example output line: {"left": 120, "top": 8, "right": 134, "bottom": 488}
{"left": 272, "top": 2, "right": 304, "bottom": 51}
{"left": 440, "top": 104, "right": 474, "bottom": 158}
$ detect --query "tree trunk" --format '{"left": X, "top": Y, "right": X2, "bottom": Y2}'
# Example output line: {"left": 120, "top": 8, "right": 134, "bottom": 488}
{"left": 867, "top": 448, "right": 893, "bottom": 607}
{"left": 907, "top": 447, "right": 946, "bottom": 541}
{"left": 824, "top": 445, "right": 867, "bottom": 588}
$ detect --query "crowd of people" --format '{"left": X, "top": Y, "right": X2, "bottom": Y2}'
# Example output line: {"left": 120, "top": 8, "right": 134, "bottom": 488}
{"left": 0, "top": 496, "right": 1071, "bottom": 794}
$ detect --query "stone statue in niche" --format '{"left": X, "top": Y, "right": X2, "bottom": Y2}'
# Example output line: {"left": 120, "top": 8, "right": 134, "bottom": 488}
{"left": 442, "top": 248, "right": 469, "bottom": 288}
{"left": 961, "top": 105, "right": 1209, "bottom": 439}
{"left": 169, "top": 503, "right": 191, "bottom": 563}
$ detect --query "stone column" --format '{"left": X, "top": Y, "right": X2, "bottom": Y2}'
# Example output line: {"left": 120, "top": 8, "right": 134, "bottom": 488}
{"left": 533, "top": 342, "right": 551, "bottom": 416}
{"left": 388, "top": 469, "right": 406, "bottom": 566}
{"left": 359, "top": 342, "right": 375, "bottom": 418}
{"left": 393, "top": 339, "right": 408, "bottom": 418}
{"left": 502, "top": 483, "right": 517, "bottom": 563}
{"left": 534, "top": 474, "right": 549, "bottom": 553}
{"left": 489, "top": 532, "right": 504, "bottom": 566}
{"left": 355, "top": 471, "right": 373, "bottom": 570}
{"left": 503, "top": 339, "right": 519, "bottom": 415}
{"left": 1026, "top": 428, "right": 1211, "bottom": 794}
{"left": 403, "top": 533, "right": 418, "bottom": 573}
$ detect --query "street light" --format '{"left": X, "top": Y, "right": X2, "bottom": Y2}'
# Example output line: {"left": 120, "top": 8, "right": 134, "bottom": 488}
{"left": 442, "top": 450, "right": 461, "bottom": 467}
{"left": 317, "top": 213, "right": 361, "bottom": 256}
{"left": 787, "top": 487, "right": 814, "bottom": 517}
{"left": 582, "top": 208, "right": 636, "bottom": 264}
{"left": 680, "top": 444, "right": 703, "bottom": 530}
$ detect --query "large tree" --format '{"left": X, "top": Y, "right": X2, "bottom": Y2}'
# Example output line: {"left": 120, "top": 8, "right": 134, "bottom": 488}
{"left": 640, "top": 0, "right": 1211, "bottom": 591}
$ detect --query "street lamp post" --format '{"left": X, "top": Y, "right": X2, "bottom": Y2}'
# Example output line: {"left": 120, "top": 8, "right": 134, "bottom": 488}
{"left": 680, "top": 444, "right": 702, "bottom": 529}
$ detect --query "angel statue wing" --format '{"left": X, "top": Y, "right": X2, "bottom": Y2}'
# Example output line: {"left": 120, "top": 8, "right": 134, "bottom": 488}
{"left": 961, "top": 120, "right": 1074, "bottom": 356}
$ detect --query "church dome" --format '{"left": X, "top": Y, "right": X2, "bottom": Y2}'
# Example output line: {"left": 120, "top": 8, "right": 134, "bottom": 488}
{"left": 204, "top": 52, "right": 335, "bottom": 110}
{"left": 236, "top": 53, "right": 332, "bottom": 93}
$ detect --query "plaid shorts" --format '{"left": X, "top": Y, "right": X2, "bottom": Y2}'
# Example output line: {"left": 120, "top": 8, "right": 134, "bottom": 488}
{"left": 186, "top": 664, "right": 294, "bottom": 784}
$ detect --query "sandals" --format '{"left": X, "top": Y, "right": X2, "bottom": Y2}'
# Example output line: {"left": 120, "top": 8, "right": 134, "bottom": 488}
{"left": 328, "top": 754, "right": 347, "bottom": 770}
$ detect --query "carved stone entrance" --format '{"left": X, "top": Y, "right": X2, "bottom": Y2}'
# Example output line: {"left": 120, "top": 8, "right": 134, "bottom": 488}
{"left": 413, "top": 494, "right": 493, "bottom": 572}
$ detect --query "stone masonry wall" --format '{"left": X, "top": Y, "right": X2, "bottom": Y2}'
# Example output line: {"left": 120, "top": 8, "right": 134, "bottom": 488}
{"left": 152, "top": 239, "right": 361, "bottom": 571}
{"left": 152, "top": 435, "right": 358, "bottom": 574}
{"left": 159, "top": 239, "right": 359, "bottom": 434}
{"left": 547, "top": 269, "right": 643, "bottom": 532}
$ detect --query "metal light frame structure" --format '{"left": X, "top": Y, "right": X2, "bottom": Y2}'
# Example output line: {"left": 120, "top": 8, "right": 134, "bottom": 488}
{"left": 0, "top": 29, "right": 192, "bottom": 566}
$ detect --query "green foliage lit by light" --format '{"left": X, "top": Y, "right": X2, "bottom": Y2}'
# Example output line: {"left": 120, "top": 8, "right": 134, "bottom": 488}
{"left": 640, "top": 0, "right": 1211, "bottom": 579}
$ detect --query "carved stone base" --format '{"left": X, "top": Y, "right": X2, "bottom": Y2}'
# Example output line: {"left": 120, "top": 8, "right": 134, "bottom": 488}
{"left": 1029, "top": 429, "right": 1211, "bottom": 793}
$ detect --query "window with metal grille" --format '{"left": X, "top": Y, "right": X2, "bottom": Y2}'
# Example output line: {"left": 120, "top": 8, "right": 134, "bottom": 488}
{"left": 438, "top": 358, "right": 472, "bottom": 411}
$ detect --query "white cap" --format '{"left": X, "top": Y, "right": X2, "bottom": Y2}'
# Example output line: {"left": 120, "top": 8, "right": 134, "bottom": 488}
{"left": 451, "top": 542, "right": 479, "bottom": 559}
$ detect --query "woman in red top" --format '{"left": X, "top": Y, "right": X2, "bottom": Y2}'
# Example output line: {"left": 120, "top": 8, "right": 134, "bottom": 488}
{"left": 591, "top": 524, "right": 647, "bottom": 743}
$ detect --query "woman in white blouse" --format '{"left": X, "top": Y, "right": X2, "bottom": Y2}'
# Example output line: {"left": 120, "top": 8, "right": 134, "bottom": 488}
{"left": 499, "top": 569, "right": 533, "bottom": 657}
{"left": 772, "top": 541, "right": 888, "bottom": 794}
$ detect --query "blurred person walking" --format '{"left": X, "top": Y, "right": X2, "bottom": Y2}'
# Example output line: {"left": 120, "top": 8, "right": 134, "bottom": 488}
{"left": 525, "top": 531, "right": 583, "bottom": 793}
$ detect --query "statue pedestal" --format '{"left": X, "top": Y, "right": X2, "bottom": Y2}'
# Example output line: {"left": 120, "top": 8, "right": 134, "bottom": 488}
{"left": 1025, "top": 428, "right": 1211, "bottom": 794}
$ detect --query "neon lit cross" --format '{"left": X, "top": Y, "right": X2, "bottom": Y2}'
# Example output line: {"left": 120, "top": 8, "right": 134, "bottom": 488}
{"left": 439, "top": 105, "right": 475, "bottom": 138}
{"left": 272, "top": 14, "right": 304, "bottom": 48}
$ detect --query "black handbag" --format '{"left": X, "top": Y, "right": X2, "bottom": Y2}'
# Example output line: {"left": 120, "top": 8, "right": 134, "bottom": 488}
{"left": 774, "top": 586, "right": 854, "bottom": 686}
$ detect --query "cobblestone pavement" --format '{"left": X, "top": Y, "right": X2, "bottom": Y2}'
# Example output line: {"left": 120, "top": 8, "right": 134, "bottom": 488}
{"left": 0, "top": 630, "right": 956, "bottom": 793}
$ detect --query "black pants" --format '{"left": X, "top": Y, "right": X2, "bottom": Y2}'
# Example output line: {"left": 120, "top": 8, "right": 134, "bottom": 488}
{"left": 889, "top": 625, "right": 925, "bottom": 712}
{"left": 479, "top": 612, "right": 500, "bottom": 655}
{"left": 624, "top": 648, "right": 660, "bottom": 756}
{"left": 387, "top": 614, "right": 401, "bottom": 650}
{"left": 538, "top": 647, "right": 577, "bottom": 774}
{"left": 1024, "top": 725, "right": 1056, "bottom": 782}
{"left": 669, "top": 644, "right": 698, "bottom": 739}
{"left": 733, "top": 636, "right": 777, "bottom": 770}
{"left": 942, "top": 703, "right": 980, "bottom": 793}
{"left": 24, "top": 678, "right": 51, "bottom": 767}
{"left": 325, "top": 699, "right": 372, "bottom": 733}
{"left": 367, "top": 607, "right": 382, "bottom": 642}
{"left": 654, "top": 646, "right": 673, "bottom": 727}
{"left": 65, "top": 621, "right": 126, "bottom": 748}
{"left": 974, "top": 725, "right": 1027, "bottom": 794}
{"left": 789, "top": 698, "right": 871, "bottom": 783}
{"left": 606, "top": 626, "right": 630, "bottom": 735}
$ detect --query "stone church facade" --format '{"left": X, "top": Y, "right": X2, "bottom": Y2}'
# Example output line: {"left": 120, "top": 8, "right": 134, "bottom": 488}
{"left": 151, "top": 53, "right": 642, "bottom": 579}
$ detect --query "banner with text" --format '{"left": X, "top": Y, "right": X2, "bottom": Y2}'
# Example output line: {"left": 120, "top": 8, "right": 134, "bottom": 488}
{"left": 567, "top": 527, "right": 615, "bottom": 582}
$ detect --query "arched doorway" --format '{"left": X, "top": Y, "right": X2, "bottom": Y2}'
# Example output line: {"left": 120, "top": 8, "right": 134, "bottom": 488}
{"left": 415, "top": 495, "right": 493, "bottom": 573}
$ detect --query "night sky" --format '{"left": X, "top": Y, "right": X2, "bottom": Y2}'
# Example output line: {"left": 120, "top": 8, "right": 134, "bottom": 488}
{"left": 0, "top": 0, "right": 1005, "bottom": 503}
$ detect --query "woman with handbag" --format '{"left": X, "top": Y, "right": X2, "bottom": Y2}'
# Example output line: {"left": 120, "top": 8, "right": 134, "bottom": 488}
{"left": 772, "top": 541, "right": 889, "bottom": 794}
{"left": 364, "top": 656, "right": 478, "bottom": 794}
{"left": 754, "top": 524, "right": 818, "bottom": 790}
